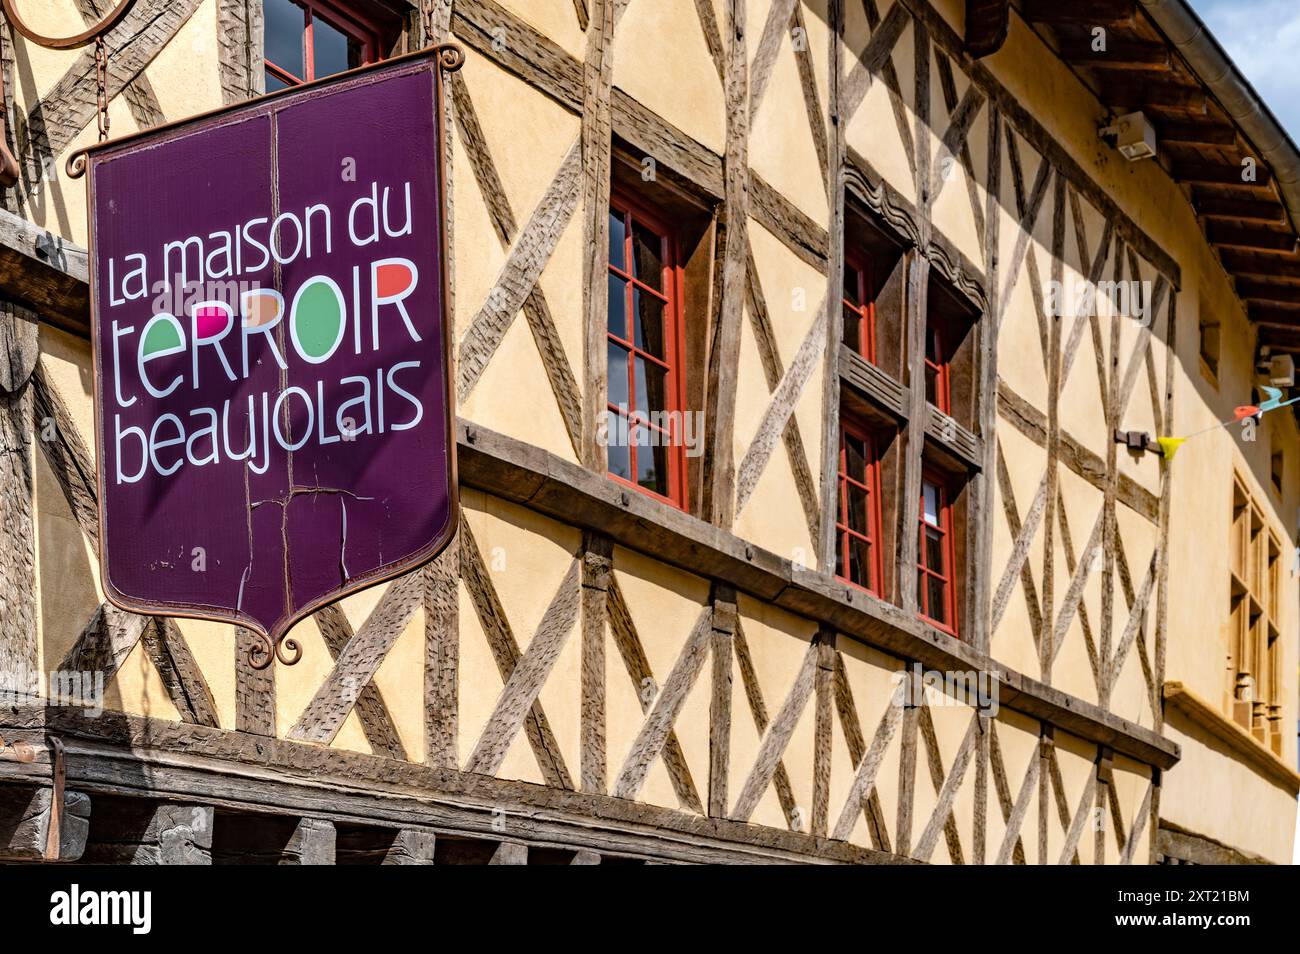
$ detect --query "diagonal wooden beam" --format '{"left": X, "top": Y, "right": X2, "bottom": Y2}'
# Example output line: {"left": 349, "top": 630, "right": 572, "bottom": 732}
{"left": 743, "top": 241, "right": 820, "bottom": 546}
{"left": 929, "top": 57, "right": 986, "bottom": 226}
{"left": 140, "top": 619, "right": 218, "bottom": 728}
{"left": 830, "top": 674, "right": 903, "bottom": 842}
{"left": 75, "top": 0, "right": 166, "bottom": 130}
{"left": 841, "top": 1, "right": 910, "bottom": 123}
{"left": 459, "top": 518, "right": 575, "bottom": 790}
{"left": 608, "top": 576, "right": 704, "bottom": 813}
{"left": 733, "top": 618, "right": 798, "bottom": 825}
{"left": 19, "top": 0, "right": 204, "bottom": 194}
{"left": 466, "top": 558, "right": 581, "bottom": 777}
{"left": 288, "top": 570, "right": 426, "bottom": 745}
{"left": 1049, "top": 507, "right": 1104, "bottom": 665}
{"left": 790, "top": 2, "right": 829, "bottom": 196}
{"left": 748, "top": 0, "right": 798, "bottom": 123}
{"left": 314, "top": 604, "right": 407, "bottom": 759}
{"left": 457, "top": 137, "right": 582, "bottom": 401}
{"left": 450, "top": 75, "right": 583, "bottom": 454}
{"left": 612, "top": 605, "right": 713, "bottom": 802}
{"left": 995, "top": 145, "right": 1053, "bottom": 328}
{"left": 987, "top": 719, "right": 1028, "bottom": 864}
{"left": 1055, "top": 490, "right": 1102, "bottom": 689}
{"left": 990, "top": 445, "right": 1048, "bottom": 637}
{"left": 1119, "top": 780, "right": 1154, "bottom": 865}
{"left": 831, "top": 654, "right": 892, "bottom": 849}
{"left": 913, "top": 711, "right": 980, "bottom": 862}
{"left": 994, "top": 744, "right": 1041, "bottom": 864}
{"left": 731, "top": 635, "right": 821, "bottom": 822}
{"left": 915, "top": 703, "right": 968, "bottom": 863}
{"left": 1107, "top": 550, "right": 1158, "bottom": 691}
{"left": 1055, "top": 760, "right": 1098, "bottom": 865}
{"left": 692, "top": 0, "right": 726, "bottom": 84}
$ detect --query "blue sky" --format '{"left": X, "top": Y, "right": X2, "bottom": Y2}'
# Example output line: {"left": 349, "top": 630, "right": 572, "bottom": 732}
{"left": 1193, "top": 0, "right": 1300, "bottom": 143}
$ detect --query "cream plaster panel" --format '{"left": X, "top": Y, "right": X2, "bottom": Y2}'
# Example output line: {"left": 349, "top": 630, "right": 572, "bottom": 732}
{"left": 495, "top": 0, "right": 587, "bottom": 60}
{"left": 750, "top": 34, "right": 828, "bottom": 227}
{"left": 612, "top": 0, "right": 724, "bottom": 155}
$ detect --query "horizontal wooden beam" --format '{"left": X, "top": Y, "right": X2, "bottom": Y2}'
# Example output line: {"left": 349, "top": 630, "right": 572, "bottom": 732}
{"left": 1236, "top": 281, "right": 1300, "bottom": 305}
{"left": 0, "top": 785, "right": 90, "bottom": 862}
{"left": 0, "top": 209, "right": 89, "bottom": 338}
{"left": 1157, "top": 121, "right": 1236, "bottom": 147}
{"left": 0, "top": 710, "right": 903, "bottom": 865}
{"left": 1103, "top": 80, "right": 1207, "bottom": 112}
{"left": 1175, "top": 161, "right": 1272, "bottom": 188}
{"left": 1194, "top": 195, "right": 1287, "bottom": 222}
{"left": 452, "top": 418, "right": 1178, "bottom": 769}
{"left": 1248, "top": 305, "right": 1300, "bottom": 328}
{"left": 1022, "top": 0, "right": 1135, "bottom": 27}
{"left": 1206, "top": 223, "right": 1298, "bottom": 252}
{"left": 1217, "top": 249, "right": 1300, "bottom": 280}
{"left": 1060, "top": 38, "right": 1170, "bottom": 72}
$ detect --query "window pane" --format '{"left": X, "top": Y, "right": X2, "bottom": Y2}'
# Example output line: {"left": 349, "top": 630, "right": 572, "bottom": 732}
{"left": 835, "top": 534, "right": 847, "bottom": 580}
{"left": 927, "top": 575, "right": 948, "bottom": 625}
{"left": 632, "top": 220, "right": 664, "bottom": 291}
{"left": 843, "top": 304, "right": 861, "bottom": 353}
{"left": 265, "top": 70, "right": 291, "bottom": 93}
{"left": 635, "top": 428, "right": 669, "bottom": 496}
{"left": 849, "top": 535, "right": 872, "bottom": 589}
{"left": 848, "top": 484, "right": 871, "bottom": 537}
{"left": 265, "top": 0, "right": 305, "bottom": 79}
{"left": 607, "top": 274, "right": 628, "bottom": 338}
{"left": 634, "top": 288, "right": 666, "bottom": 359}
{"left": 844, "top": 433, "right": 867, "bottom": 483}
{"left": 312, "top": 13, "right": 363, "bottom": 79}
{"left": 608, "top": 209, "right": 626, "bottom": 271}
{"left": 843, "top": 266, "right": 859, "bottom": 304}
{"left": 922, "top": 481, "right": 941, "bottom": 527}
{"left": 607, "top": 342, "right": 630, "bottom": 409}
{"left": 606, "top": 411, "right": 631, "bottom": 481}
{"left": 634, "top": 354, "right": 668, "bottom": 415}
{"left": 925, "top": 363, "right": 938, "bottom": 406}
{"left": 925, "top": 526, "right": 945, "bottom": 572}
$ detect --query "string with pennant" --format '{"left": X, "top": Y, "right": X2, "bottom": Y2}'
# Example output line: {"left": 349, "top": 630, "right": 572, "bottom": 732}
{"left": 1156, "top": 386, "right": 1300, "bottom": 461}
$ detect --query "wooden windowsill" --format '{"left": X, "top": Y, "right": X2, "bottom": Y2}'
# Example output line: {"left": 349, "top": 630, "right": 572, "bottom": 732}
{"left": 1163, "top": 681, "right": 1299, "bottom": 794}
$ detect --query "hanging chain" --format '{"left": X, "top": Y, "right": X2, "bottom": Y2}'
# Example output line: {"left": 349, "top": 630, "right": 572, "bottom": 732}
{"left": 421, "top": 0, "right": 438, "bottom": 46}
{"left": 93, "top": 35, "right": 110, "bottom": 141}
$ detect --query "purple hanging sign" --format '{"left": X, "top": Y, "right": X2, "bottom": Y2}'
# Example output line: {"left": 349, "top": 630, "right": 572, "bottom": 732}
{"left": 79, "top": 48, "right": 463, "bottom": 665}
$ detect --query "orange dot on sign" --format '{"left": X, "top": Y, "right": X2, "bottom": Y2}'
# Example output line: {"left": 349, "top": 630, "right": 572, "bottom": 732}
{"left": 243, "top": 291, "right": 281, "bottom": 328}
{"left": 375, "top": 261, "right": 414, "bottom": 299}
{"left": 1234, "top": 405, "right": 1260, "bottom": 421}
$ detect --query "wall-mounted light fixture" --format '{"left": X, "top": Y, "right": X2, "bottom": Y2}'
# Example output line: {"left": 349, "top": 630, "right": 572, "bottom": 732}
{"left": 1100, "top": 111, "right": 1158, "bottom": 161}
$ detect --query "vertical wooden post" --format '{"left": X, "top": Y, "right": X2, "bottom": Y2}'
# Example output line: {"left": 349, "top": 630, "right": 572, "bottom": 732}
{"left": 895, "top": 664, "right": 919, "bottom": 856}
{"left": 580, "top": 532, "right": 613, "bottom": 793}
{"left": 234, "top": 627, "right": 275, "bottom": 736}
{"left": 425, "top": 540, "right": 460, "bottom": 768}
{"left": 811, "top": 625, "right": 836, "bottom": 837}
{"left": 708, "top": 582, "right": 737, "bottom": 817}
{"left": 1038, "top": 725, "right": 1054, "bottom": 864}
{"left": 702, "top": 0, "right": 750, "bottom": 527}
{"left": 1, "top": 300, "right": 38, "bottom": 700}
{"left": 899, "top": 254, "right": 930, "bottom": 612}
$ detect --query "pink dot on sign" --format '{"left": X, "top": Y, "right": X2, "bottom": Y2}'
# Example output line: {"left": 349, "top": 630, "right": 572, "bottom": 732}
{"left": 195, "top": 304, "right": 231, "bottom": 340}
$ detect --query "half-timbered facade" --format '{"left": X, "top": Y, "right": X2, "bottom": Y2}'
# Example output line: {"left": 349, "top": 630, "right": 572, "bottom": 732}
{"left": 0, "top": 0, "right": 1296, "bottom": 864}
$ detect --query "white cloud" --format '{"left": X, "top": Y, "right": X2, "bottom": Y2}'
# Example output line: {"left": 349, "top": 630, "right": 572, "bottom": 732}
{"left": 1193, "top": 0, "right": 1300, "bottom": 141}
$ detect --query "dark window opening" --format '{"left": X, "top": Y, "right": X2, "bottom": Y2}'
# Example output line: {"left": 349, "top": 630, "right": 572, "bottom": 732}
{"left": 263, "top": 0, "right": 392, "bottom": 91}
{"left": 923, "top": 276, "right": 978, "bottom": 428}
{"left": 917, "top": 470, "right": 957, "bottom": 635}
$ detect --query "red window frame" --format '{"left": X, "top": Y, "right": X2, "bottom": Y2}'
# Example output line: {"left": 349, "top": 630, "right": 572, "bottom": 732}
{"left": 835, "top": 419, "right": 885, "bottom": 595}
{"left": 843, "top": 251, "right": 877, "bottom": 363}
{"left": 605, "top": 190, "right": 689, "bottom": 510}
{"left": 264, "top": 0, "right": 385, "bottom": 89}
{"left": 924, "top": 324, "right": 952, "bottom": 415}
{"left": 917, "top": 470, "right": 957, "bottom": 636}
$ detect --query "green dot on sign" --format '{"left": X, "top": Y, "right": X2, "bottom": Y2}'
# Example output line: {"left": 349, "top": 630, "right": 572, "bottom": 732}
{"left": 292, "top": 279, "right": 344, "bottom": 362}
{"left": 141, "top": 315, "right": 182, "bottom": 357}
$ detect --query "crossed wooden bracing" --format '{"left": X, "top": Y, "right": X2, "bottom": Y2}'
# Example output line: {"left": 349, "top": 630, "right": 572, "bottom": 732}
{"left": 4, "top": 0, "right": 1177, "bottom": 863}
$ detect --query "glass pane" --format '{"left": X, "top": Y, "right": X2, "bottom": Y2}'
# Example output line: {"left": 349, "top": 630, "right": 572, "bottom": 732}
{"left": 922, "top": 481, "right": 941, "bottom": 527}
{"left": 835, "top": 533, "right": 847, "bottom": 580}
{"left": 265, "top": 0, "right": 305, "bottom": 80}
{"left": 925, "top": 363, "right": 938, "bottom": 406}
{"left": 844, "top": 433, "right": 867, "bottom": 483}
{"left": 265, "top": 70, "right": 291, "bottom": 93}
{"left": 632, "top": 220, "right": 664, "bottom": 291}
{"left": 607, "top": 342, "right": 630, "bottom": 410}
{"left": 843, "top": 266, "right": 859, "bottom": 304}
{"left": 925, "top": 526, "right": 945, "bottom": 572}
{"left": 608, "top": 209, "right": 626, "bottom": 271}
{"left": 607, "top": 274, "right": 628, "bottom": 338}
{"left": 848, "top": 484, "right": 871, "bottom": 537}
{"left": 635, "top": 354, "right": 668, "bottom": 415}
{"left": 635, "top": 428, "right": 669, "bottom": 496}
{"left": 927, "top": 575, "right": 948, "bottom": 624}
{"left": 843, "top": 304, "right": 861, "bottom": 353}
{"left": 634, "top": 289, "right": 666, "bottom": 359}
{"left": 849, "top": 535, "right": 872, "bottom": 589}
{"left": 312, "top": 13, "right": 363, "bottom": 79}
{"left": 606, "top": 411, "right": 631, "bottom": 481}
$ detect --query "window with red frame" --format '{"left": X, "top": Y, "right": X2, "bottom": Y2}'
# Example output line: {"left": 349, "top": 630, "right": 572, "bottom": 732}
{"left": 606, "top": 194, "right": 687, "bottom": 508}
{"left": 835, "top": 422, "right": 884, "bottom": 594}
{"left": 917, "top": 473, "right": 956, "bottom": 634}
{"left": 843, "top": 253, "right": 876, "bottom": 362}
{"left": 263, "top": 0, "right": 386, "bottom": 91}
{"left": 923, "top": 324, "right": 951, "bottom": 414}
